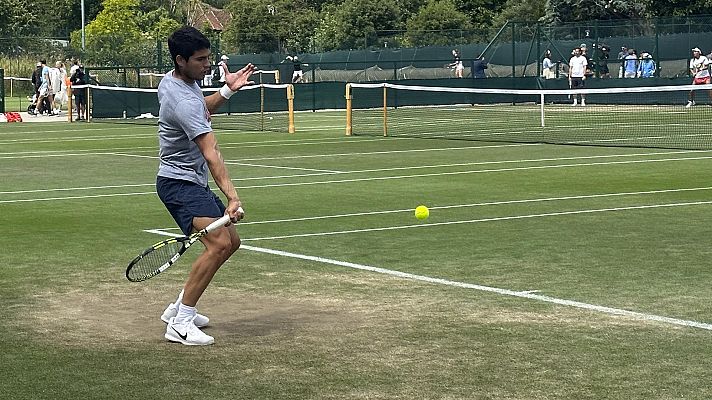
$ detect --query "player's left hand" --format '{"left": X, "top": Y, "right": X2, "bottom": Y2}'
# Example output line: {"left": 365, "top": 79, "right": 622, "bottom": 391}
{"left": 226, "top": 199, "right": 245, "bottom": 223}
{"left": 225, "top": 63, "right": 256, "bottom": 92}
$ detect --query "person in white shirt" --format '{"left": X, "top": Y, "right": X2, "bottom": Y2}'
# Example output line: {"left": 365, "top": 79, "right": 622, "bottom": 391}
{"left": 687, "top": 47, "right": 711, "bottom": 107}
{"left": 450, "top": 49, "right": 464, "bottom": 78}
{"left": 51, "top": 61, "right": 67, "bottom": 113}
{"left": 542, "top": 50, "right": 555, "bottom": 79}
{"left": 218, "top": 54, "right": 229, "bottom": 84}
{"left": 568, "top": 47, "right": 588, "bottom": 106}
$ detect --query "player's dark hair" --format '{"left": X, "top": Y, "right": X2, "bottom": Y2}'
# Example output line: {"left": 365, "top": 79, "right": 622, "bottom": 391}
{"left": 168, "top": 26, "right": 211, "bottom": 71}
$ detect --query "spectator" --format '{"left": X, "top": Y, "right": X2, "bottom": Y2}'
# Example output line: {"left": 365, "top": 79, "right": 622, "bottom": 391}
{"left": 217, "top": 54, "right": 229, "bottom": 84}
{"left": 69, "top": 60, "right": 80, "bottom": 76}
{"left": 617, "top": 46, "right": 628, "bottom": 78}
{"left": 687, "top": 47, "right": 711, "bottom": 107}
{"left": 542, "top": 50, "right": 555, "bottom": 79}
{"left": 471, "top": 54, "right": 487, "bottom": 79}
{"left": 70, "top": 64, "right": 87, "bottom": 120}
{"left": 288, "top": 55, "right": 307, "bottom": 83}
{"left": 637, "top": 52, "right": 656, "bottom": 78}
{"left": 568, "top": 47, "right": 588, "bottom": 106}
{"left": 33, "top": 60, "right": 54, "bottom": 116}
{"left": 580, "top": 44, "right": 593, "bottom": 77}
{"left": 624, "top": 49, "right": 638, "bottom": 78}
{"left": 50, "top": 61, "right": 67, "bottom": 114}
{"left": 449, "top": 49, "right": 464, "bottom": 78}
{"left": 203, "top": 62, "right": 214, "bottom": 87}
{"left": 28, "top": 62, "right": 43, "bottom": 116}
{"left": 597, "top": 44, "right": 611, "bottom": 78}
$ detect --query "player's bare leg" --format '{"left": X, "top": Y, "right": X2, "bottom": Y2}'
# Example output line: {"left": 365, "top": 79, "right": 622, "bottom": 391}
{"left": 183, "top": 217, "right": 240, "bottom": 306}
{"left": 165, "top": 217, "right": 240, "bottom": 345}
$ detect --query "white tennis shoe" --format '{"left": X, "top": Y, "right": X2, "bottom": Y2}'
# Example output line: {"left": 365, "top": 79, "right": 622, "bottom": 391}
{"left": 165, "top": 317, "right": 214, "bottom": 346}
{"left": 161, "top": 303, "right": 210, "bottom": 328}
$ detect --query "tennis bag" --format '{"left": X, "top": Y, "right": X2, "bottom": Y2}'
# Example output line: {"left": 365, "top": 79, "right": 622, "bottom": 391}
{"left": 4, "top": 112, "right": 22, "bottom": 122}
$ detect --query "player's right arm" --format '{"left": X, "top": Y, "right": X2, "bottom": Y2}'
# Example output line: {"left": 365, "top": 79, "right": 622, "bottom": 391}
{"left": 194, "top": 132, "right": 243, "bottom": 222}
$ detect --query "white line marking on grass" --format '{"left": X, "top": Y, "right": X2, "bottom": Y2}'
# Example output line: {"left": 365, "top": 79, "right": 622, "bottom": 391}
{"left": 214, "top": 186, "right": 712, "bottom": 226}
{"left": 142, "top": 226, "right": 712, "bottom": 331}
{"left": 225, "top": 161, "right": 342, "bottom": 173}
{"left": 0, "top": 191, "right": 155, "bottom": 203}
{"left": 3, "top": 154, "right": 712, "bottom": 201}
{"left": 5, "top": 151, "right": 702, "bottom": 194}
{"left": 243, "top": 200, "right": 712, "bottom": 241}
{"left": 241, "top": 245, "right": 712, "bottom": 331}
{"left": 143, "top": 186, "right": 712, "bottom": 231}
{"left": 236, "top": 143, "right": 540, "bottom": 162}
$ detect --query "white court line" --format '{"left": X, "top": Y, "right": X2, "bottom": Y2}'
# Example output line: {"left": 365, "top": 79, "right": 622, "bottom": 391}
{"left": 142, "top": 226, "right": 712, "bottom": 331}
{"left": 3, "top": 155, "right": 712, "bottom": 201}
{"left": 242, "top": 245, "right": 712, "bottom": 331}
{"left": 224, "top": 161, "right": 341, "bottom": 173}
{"left": 149, "top": 187, "right": 712, "bottom": 232}
{"left": 2, "top": 150, "right": 698, "bottom": 194}
{"left": 243, "top": 201, "right": 712, "bottom": 241}
{"left": 0, "top": 136, "right": 401, "bottom": 159}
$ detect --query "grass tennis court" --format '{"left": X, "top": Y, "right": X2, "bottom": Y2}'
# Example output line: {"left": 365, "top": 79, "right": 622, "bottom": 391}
{"left": 2, "top": 111, "right": 712, "bottom": 399}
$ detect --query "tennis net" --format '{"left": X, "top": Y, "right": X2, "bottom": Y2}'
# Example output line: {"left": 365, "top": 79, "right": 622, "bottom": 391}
{"left": 86, "top": 83, "right": 295, "bottom": 133}
{"left": 346, "top": 82, "right": 712, "bottom": 149}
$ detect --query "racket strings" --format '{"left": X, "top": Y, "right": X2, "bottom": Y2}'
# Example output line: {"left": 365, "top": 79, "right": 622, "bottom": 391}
{"left": 127, "top": 241, "right": 183, "bottom": 281}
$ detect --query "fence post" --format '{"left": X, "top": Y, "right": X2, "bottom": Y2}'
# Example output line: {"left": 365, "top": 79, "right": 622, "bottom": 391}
{"left": 511, "top": 22, "right": 516, "bottom": 78}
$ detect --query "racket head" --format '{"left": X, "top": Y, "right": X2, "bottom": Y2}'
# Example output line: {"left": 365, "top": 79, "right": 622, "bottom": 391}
{"left": 126, "top": 237, "right": 188, "bottom": 282}
{"left": 126, "top": 215, "right": 231, "bottom": 282}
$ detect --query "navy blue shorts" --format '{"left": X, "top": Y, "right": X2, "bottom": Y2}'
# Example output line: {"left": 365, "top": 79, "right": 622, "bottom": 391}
{"left": 571, "top": 77, "right": 585, "bottom": 88}
{"left": 156, "top": 176, "right": 226, "bottom": 235}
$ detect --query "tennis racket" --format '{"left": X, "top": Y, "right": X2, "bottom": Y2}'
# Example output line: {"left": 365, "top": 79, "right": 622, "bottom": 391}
{"left": 126, "top": 214, "right": 231, "bottom": 282}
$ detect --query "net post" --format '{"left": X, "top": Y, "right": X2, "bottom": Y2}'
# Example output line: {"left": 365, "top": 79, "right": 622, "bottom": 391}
{"left": 275, "top": 70, "right": 280, "bottom": 84}
{"left": 287, "top": 84, "right": 295, "bottom": 134}
{"left": 345, "top": 83, "right": 352, "bottom": 136}
{"left": 382, "top": 85, "right": 388, "bottom": 137}
{"left": 87, "top": 85, "right": 92, "bottom": 122}
{"left": 540, "top": 93, "right": 545, "bottom": 127}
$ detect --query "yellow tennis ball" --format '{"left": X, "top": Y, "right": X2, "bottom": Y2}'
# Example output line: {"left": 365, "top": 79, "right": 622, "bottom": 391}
{"left": 415, "top": 205, "right": 429, "bottom": 220}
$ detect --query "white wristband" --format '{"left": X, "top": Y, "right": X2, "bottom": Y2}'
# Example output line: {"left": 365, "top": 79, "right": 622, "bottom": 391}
{"left": 219, "top": 85, "right": 236, "bottom": 100}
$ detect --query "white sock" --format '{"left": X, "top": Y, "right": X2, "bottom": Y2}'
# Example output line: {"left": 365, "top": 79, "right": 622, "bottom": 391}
{"left": 175, "top": 303, "right": 196, "bottom": 324}
{"left": 174, "top": 289, "right": 185, "bottom": 307}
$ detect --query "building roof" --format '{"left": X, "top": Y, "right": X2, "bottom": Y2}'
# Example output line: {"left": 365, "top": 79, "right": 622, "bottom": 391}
{"left": 189, "top": 1, "right": 232, "bottom": 32}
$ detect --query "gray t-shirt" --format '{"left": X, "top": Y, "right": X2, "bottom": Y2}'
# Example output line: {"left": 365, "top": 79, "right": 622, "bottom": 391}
{"left": 157, "top": 70, "right": 212, "bottom": 186}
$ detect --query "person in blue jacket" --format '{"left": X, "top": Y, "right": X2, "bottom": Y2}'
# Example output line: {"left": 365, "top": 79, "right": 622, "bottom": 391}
{"left": 637, "top": 52, "right": 656, "bottom": 78}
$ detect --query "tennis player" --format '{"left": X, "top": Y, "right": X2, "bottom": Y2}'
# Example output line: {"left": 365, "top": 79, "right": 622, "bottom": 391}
{"left": 568, "top": 47, "right": 588, "bottom": 106}
{"left": 157, "top": 26, "right": 254, "bottom": 345}
{"left": 687, "top": 47, "right": 711, "bottom": 108}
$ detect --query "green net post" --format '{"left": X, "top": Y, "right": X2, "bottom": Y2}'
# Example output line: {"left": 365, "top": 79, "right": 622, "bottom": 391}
{"left": 511, "top": 22, "right": 516, "bottom": 78}
{"left": 0, "top": 68, "right": 4, "bottom": 113}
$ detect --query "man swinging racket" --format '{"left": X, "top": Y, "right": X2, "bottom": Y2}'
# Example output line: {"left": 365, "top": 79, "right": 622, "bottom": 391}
{"left": 156, "top": 26, "right": 254, "bottom": 345}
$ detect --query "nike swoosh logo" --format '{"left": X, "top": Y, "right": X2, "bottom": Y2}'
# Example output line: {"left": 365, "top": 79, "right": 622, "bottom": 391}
{"left": 172, "top": 326, "right": 188, "bottom": 340}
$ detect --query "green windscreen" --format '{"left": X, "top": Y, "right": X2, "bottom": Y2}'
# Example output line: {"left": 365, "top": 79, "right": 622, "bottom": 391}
{"left": 88, "top": 84, "right": 292, "bottom": 133}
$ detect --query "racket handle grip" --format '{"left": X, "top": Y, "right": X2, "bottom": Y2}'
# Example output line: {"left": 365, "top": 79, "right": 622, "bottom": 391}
{"left": 204, "top": 215, "right": 231, "bottom": 234}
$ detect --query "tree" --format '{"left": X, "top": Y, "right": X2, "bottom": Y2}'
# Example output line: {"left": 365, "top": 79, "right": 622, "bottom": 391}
{"left": 548, "top": 0, "right": 648, "bottom": 23}
{"left": 312, "top": 0, "right": 400, "bottom": 50}
{"left": 403, "top": 0, "right": 473, "bottom": 46}
{"left": 454, "top": 0, "right": 504, "bottom": 38}
{"left": 646, "top": 0, "right": 712, "bottom": 16}
{"left": 71, "top": 0, "right": 181, "bottom": 65}
{"left": 223, "top": 0, "right": 320, "bottom": 53}
{"left": 491, "top": 0, "right": 547, "bottom": 28}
